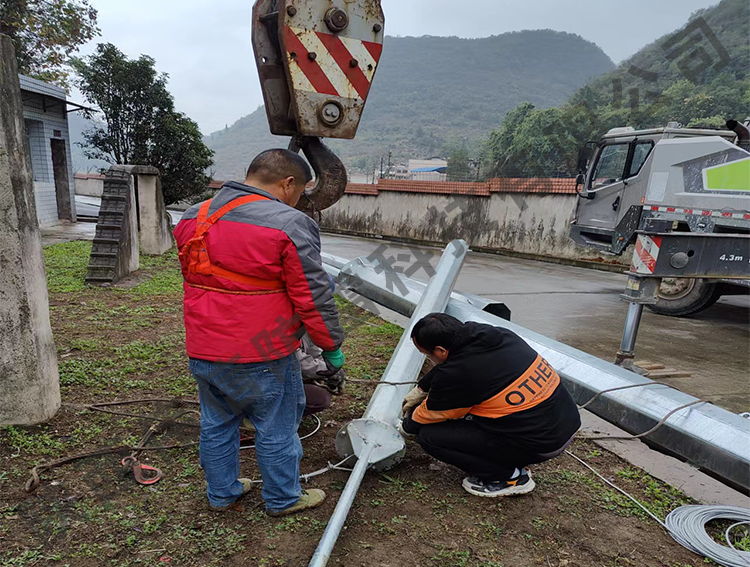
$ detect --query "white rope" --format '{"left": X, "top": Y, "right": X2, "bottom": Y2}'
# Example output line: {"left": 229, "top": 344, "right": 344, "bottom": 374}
{"left": 240, "top": 414, "right": 322, "bottom": 451}
{"left": 246, "top": 455, "right": 356, "bottom": 485}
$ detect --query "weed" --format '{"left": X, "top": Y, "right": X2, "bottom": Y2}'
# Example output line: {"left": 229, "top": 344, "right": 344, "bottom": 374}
{"left": 431, "top": 548, "right": 471, "bottom": 567}
{"left": 479, "top": 520, "right": 503, "bottom": 537}
{"left": 1, "top": 426, "right": 63, "bottom": 457}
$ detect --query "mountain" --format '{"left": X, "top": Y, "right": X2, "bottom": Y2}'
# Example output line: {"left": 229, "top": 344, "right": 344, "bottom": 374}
{"left": 569, "top": 0, "right": 749, "bottom": 121}
{"left": 480, "top": 0, "right": 750, "bottom": 179}
{"left": 205, "top": 30, "right": 615, "bottom": 180}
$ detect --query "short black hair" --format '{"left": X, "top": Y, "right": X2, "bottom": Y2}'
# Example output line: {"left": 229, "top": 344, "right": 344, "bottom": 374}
{"left": 411, "top": 313, "right": 465, "bottom": 351}
{"left": 246, "top": 149, "right": 313, "bottom": 185}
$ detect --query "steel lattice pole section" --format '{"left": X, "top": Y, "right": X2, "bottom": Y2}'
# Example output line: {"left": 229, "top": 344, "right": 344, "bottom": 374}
{"left": 308, "top": 240, "right": 469, "bottom": 567}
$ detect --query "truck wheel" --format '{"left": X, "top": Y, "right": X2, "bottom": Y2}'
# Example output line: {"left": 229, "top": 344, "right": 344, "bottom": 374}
{"left": 646, "top": 278, "right": 721, "bottom": 317}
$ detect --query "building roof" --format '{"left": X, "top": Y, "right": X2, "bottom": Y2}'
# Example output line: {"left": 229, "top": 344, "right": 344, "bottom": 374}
{"left": 411, "top": 166, "right": 448, "bottom": 173}
{"left": 19, "top": 74, "right": 67, "bottom": 101}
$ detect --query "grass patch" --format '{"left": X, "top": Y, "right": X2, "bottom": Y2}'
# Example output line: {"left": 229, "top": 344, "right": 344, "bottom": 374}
{"left": 43, "top": 241, "right": 91, "bottom": 293}
{"left": 0, "top": 426, "right": 63, "bottom": 457}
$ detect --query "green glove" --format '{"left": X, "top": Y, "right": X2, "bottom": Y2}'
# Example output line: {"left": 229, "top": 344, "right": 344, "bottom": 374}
{"left": 322, "top": 348, "right": 345, "bottom": 369}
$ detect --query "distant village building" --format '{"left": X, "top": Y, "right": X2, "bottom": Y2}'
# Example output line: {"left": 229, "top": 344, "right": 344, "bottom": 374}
{"left": 408, "top": 158, "right": 448, "bottom": 182}
{"left": 20, "top": 75, "right": 84, "bottom": 227}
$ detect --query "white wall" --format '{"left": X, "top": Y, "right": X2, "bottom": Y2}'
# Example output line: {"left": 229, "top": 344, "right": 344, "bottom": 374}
{"left": 33, "top": 182, "right": 58, "bottom": 228}
{"left": 321, "top": 192, "right": 633, "bottom": 266}
{"left": 74, "top": 176, "right": 104, "bottom": 197}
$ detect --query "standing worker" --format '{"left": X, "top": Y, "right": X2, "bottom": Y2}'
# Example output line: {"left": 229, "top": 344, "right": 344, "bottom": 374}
{"left": 174, "top": 149, "right": 345, "bottom": 516}
{"left": 400, "top": 314, "right": 580, "bottom": 497}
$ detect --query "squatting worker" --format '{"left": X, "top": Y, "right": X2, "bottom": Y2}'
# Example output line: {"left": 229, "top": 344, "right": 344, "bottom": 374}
{"left": 400, "top": 314, "right": 580, "bottom": 498}
{"left": 174, "top": 149, "right": 345, "bottom": 516}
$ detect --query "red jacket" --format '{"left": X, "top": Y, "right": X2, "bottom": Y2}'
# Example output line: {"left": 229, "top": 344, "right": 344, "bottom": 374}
{"left": 173, "top": 182, "right": 344, "bottom": 363}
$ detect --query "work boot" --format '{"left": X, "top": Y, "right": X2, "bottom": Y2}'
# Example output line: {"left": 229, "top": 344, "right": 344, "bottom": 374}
{"left": 266, "top": 489, "right": 326, "bottom": 517}
{"left": 462, "top": 469, "right": 536, "bottom": 498}
{"left": 210, "top": 478, "right": 255, "bottom": 511}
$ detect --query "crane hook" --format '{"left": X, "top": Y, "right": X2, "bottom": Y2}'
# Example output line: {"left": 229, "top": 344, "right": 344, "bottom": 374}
{"left": 289, "top": 136, "right": 348, "bottom": 217}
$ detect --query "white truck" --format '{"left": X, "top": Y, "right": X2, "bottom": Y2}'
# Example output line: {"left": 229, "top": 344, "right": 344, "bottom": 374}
{"left": 570, "top": 120, "right": 750, "bottom": 317}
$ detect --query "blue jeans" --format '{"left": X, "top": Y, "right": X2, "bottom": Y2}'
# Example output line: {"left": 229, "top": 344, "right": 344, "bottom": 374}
{"left": 189, "top": 355, "right": 306, "bottom": 511}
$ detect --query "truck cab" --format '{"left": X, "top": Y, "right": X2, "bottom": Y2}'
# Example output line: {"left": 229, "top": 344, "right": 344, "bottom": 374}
{"left": 570, "top": 123, "right": 737, "bottom": 255}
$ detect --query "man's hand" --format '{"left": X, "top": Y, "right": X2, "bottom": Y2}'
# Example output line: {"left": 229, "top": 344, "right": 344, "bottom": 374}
{"left": 321, "top": 348, "right": 345, "bottom": 370}
{"left": 397, "top": 419, "right": 417, "bottom": 438}
{"left": 316, "top": 368, "right": 346, "bottom": 395}
{"left": 401, "top": 387, "right": 428, "bottom": 415}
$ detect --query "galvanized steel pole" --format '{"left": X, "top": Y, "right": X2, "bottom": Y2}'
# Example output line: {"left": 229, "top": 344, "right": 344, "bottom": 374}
{"left": 321, "top": 252, "right": 750, "bottom": 491}
{"left": 308, "top": 240, "right": 468, "bottom": 567}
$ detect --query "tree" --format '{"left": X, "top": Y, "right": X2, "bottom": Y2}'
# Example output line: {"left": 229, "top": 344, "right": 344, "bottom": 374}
{"left": 0, "top": 0, "right": 99, "bottom": 87}
{"left": 446, "top": 148, "right": 472, "bottom": 181}
{"left": 71, "top": 44, "right": 214, "bottom": 205}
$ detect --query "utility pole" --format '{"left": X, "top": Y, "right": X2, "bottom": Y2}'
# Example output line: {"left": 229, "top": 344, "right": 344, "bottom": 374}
{"left": 0, "top": 35, "right": 61, "bottom": 425}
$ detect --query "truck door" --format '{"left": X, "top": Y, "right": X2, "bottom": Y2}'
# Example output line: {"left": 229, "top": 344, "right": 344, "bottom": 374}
{"left": 573, "top": 142, "right": 631, "bottom": 247}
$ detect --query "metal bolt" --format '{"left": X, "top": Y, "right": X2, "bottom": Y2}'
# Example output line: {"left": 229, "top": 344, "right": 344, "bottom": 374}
{"left": 670, "top": 252, "right": 690, "bottom": 269}
{"left": 349, "top": 58, "right": 358, "bottom": 68}
{"left": 373, "top": 23, "right": 382, "bottom": 33}
{"left": 324, "top": 7, "right": 349, "bottom": 32}
{"left": 287, "top": 5, "right": 297, "bottom": 17}
{"left": 321, "top": 102, "right": 342, "bottom": 126}
{"left": 308, "top": 52, "right": 317, "bottom": 61}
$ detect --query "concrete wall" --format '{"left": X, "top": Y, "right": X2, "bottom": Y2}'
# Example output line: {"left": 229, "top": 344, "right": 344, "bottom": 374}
{"left": 32, "top": 181, "right": 59, "bottom": 227}
{"left": 74, "top": 174, "right": 104, "bottom": 197}
{"left": 20, "top": 75, "right": 76, "bottom": 227}
{"left": 321, "top": 189, "right": 632, "bottom": 267}
{"left": 136, "top": 172, "right": 174, "bottom": 256}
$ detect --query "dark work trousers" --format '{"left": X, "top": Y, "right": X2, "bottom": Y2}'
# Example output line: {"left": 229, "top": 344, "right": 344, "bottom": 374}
{"left": 303, "top": 384, "right": 331, "bottom": 416}
{"left": 417, "top": 419, "right": 559, "bottom": 481}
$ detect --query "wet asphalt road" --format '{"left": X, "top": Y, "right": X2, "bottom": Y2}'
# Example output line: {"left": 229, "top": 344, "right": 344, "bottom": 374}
{"left": 320, "top": 234, "right": 750, "bottom": 414}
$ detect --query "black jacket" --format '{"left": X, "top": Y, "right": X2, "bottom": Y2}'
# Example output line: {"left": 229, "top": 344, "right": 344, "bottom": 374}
{"left": 403, "top": 322, "right": 580, "bottom": 452}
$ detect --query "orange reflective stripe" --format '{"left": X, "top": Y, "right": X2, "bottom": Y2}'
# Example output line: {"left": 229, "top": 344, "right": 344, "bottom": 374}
{"left": 180, "top": 194, "right": 285, "bottom": 291}
{"left": 209, "top": 265, "right": 286, "bottom": 290}
{"left": 412, "top": 401, "right": 471, "bottom": 425}
{"left": 189, "top": 284, "right": 286, "bottom": 296}
{"left": 471, "top": 355, "right": 560, "bottom": 419}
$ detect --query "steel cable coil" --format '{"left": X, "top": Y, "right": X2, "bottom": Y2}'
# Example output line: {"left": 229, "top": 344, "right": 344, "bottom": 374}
{"left": 664, "top": 505, "right": 750, "bottom": 567}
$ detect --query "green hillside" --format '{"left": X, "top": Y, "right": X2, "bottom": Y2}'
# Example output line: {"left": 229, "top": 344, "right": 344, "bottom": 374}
{"left": 482, "top": 0, "right": 750, "bottom": 178}
{"left": 205, "top": 30, "right": 615, "bottom": 180}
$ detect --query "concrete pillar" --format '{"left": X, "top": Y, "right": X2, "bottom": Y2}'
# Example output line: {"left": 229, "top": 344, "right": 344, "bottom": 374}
{"left": 0, "top": 35, "right": 60, "bottom": 425}
{"left": 136, "top": 171, "right": 174, "bottom": 256}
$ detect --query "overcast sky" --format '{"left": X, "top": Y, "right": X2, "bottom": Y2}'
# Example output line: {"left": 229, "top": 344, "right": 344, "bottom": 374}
{"left": 72, "top": 0, "right": 720, "bottom": 134}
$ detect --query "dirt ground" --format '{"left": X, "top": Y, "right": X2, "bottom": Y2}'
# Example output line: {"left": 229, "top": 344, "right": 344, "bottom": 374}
{"left": 0, "top": 242, "right": 720, "bottom": 567}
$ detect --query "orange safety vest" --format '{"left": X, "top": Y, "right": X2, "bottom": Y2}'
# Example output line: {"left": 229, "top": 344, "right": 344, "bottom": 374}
{"left": 178, "top": 195, "right": 286, "bottom": 294}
